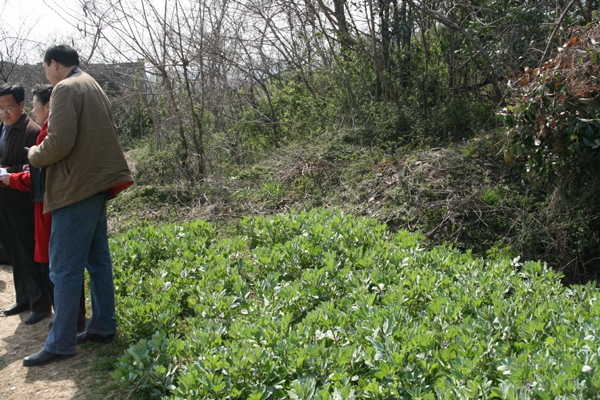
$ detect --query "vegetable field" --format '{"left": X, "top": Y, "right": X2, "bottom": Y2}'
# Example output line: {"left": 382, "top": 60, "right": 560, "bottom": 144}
{"left": 109, "top": 209, "right": 600, "bottom": 399}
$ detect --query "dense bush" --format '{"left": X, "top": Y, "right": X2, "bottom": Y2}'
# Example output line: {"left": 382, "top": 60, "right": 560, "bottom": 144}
{"left": 109, "top": 209, "right": 600, "bottom": 399}
{"left": 129, "top": 144, "right": 191, "bottom": 185}
{"left": 499, "top": 52, "right": 600, "bottom": 192}
{"left": 498, "top": 24, "right": 600, "bottom": 275}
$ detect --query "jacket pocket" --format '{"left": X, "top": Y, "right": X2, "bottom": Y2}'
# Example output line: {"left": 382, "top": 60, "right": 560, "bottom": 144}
{"left": 59, "top": 158, "right": 70, "bottom": 178}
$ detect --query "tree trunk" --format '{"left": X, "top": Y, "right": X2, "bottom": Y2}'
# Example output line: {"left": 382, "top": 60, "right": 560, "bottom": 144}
{"left": 449, "top": 27, "right": 455, "bottom": 96}
{"left": 419, "top": 13, "right": 429, "bottom": 135}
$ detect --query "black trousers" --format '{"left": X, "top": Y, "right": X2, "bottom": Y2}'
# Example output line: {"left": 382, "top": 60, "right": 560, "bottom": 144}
{"left": 0, "top": 209, "right": 52, "bottom": 312}
{"left": 40, "top": 262, "right": 87, "bottom": 325}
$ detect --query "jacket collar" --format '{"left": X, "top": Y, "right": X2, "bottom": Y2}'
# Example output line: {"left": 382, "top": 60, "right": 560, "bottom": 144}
{"left": 67, "top": 67, "right": 83, "bottom": 78}
{"left": 1, "top": 112, "right": 30, "bottom": 133}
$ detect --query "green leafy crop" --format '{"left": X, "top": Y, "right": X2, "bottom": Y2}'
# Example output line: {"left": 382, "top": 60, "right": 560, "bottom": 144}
{"left": 109, "top": 209, "right": 600, "bottom": 399}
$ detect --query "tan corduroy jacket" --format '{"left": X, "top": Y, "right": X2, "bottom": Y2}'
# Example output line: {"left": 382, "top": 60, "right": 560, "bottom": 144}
{"left": 29, "top": 70, "right": 133, "bottom": 213}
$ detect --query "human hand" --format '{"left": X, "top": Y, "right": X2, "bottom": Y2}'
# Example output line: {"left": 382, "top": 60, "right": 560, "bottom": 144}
{"left": 27, "top": 145, "right": 36, "bottom": 159}
{"left": 22, "top": 164, "right": 29, "bottom": 172}
{"left": 0, "top": 173, "right": 11, "bottom": 187}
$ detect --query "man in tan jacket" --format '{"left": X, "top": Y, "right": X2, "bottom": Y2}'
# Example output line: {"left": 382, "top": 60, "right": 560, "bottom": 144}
{"left": 24, "top": 45, "right": 133, "bottom": 366}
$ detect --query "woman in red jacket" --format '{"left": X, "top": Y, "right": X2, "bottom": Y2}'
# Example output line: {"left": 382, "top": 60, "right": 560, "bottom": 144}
{"left": 0, "top": 85, "right": 86, "bottom": 331}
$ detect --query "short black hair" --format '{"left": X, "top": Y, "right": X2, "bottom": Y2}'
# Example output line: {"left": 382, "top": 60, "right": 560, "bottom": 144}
{"left": 0, "top": 83, "right": 25, "bottom": 104}
{"left": 32, "top": 84, "right": 53, "bottom": 106}
{"left": 44, "top": 45, "right": 80, "bottom": 67}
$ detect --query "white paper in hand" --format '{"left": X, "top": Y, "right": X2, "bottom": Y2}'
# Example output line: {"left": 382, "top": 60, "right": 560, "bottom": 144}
{"left": 0, "top": 168, "right": 7, "bottom": 177}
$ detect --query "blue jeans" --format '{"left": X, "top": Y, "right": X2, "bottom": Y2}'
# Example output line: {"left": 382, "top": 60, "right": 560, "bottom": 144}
{"left": 44, "top": 192, "right": 115, "bottom": 355}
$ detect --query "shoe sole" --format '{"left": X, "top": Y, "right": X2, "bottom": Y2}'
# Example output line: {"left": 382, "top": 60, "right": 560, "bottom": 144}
{"left": 3, "top": 307, "right": 30, "bottom": 316}
{"left": 24, "top": 319, "right": 46, "bottom": 325}
{"left": 23, "top": 353, "right": 75, "bottom": 367}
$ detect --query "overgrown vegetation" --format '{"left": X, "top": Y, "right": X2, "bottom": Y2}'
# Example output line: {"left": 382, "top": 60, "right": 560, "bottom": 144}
{"left": 110, "top": 121, "right": 599, "bottom": 283}
{"left": 498, "top": 23, "right": 600, "bottom": 281}
{"left": 108, "top": 209, "right": 600, "bottom": 399}
{"left": 96, "top": 12, "right": 600, "bottom": 282}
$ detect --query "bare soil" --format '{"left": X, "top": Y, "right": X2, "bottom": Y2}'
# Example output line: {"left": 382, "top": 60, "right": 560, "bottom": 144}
{"left": 0, "top": 264, "right": 104, "bottom": 399}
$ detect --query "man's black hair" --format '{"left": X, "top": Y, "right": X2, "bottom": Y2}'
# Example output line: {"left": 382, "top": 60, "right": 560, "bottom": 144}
{"left": 0, "top": 83, "right": 25, "bottom": 104}
{"left": 44, "top": 45, "right": 80, "bottom": 67}
{"left": 32, "top": 84, "right": 53, "bottom": 106}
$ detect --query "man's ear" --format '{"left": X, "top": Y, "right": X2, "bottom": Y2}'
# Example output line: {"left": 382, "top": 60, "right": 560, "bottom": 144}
{"left": 19, "top": 101, "right": 24, "bottom": 109}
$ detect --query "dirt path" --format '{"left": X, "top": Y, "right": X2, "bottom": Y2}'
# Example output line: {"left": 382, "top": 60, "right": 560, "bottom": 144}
{"left": 0, "top": 264, "right": 100, "bottom": 399}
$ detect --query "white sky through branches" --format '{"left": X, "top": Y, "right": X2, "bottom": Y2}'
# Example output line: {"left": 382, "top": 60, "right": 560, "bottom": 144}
{"left": 2, "top": 0, "right": 84, "bottom": 63}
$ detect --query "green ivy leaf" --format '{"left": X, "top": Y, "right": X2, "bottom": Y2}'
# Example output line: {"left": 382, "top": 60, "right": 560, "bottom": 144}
{"left": 582, "top": 138, "right": 600, "bottom": 148}
{"left": 505, "top": 114, "right": 514, "bottom": 128}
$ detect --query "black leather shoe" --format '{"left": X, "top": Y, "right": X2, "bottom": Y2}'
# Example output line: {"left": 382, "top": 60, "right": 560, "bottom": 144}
{"left": 3, "top": 303, "right": 30, "bottom": 316}
{"left": 76, "top": 331, "right": 114, "bottom": 344}
{"left": 23, "top": 349, "right": 75, "bottom": 367}
{"left": 25, "top": 311, "right": 50, "bottom": 325}
{"left": 48, "top": 319, "right": 87, "bottom": 332}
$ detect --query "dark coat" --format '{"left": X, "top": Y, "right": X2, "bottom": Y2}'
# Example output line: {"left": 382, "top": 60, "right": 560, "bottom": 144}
{"left": 10, "top": 121, "right": 51, "bottom": 262}
{"left": 0, "top": 113, "right": 40, "bottom": 209}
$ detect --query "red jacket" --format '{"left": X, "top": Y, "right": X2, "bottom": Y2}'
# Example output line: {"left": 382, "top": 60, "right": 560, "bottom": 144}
{"left": 10, "top": 121, "right": 50, "bottom": 263}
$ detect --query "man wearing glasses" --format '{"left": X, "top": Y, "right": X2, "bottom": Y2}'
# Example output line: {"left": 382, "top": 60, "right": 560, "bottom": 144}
{"left": 0, "top": 83, "right": 52, "bottom": 325}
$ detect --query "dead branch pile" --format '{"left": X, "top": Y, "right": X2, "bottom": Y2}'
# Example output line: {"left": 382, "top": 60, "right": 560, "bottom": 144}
{"left": 519, "top": 23, "right": 600, "bottom": 99}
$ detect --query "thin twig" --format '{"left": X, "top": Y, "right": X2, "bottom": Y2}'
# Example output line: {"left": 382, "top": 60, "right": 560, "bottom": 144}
{"left": 538, "top": 0, "right": 578, "bottom": 70}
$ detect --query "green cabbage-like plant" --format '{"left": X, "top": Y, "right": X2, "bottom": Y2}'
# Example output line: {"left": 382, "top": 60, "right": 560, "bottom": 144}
{"left": 110, "top": 209, "right": 600, "bottom": 399}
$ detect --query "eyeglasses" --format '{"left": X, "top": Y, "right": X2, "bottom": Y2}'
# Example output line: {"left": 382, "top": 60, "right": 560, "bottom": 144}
{"left": 0, "top": 107, "right": 17, "bottom": 114}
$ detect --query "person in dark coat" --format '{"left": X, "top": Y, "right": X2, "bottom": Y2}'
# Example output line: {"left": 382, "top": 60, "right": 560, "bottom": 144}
{"left": 0, "top": 83, "right": 52, "bottom": 325}
{"left": 1, "top": 85, "right": 87, "bottom": 331}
